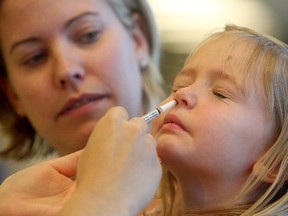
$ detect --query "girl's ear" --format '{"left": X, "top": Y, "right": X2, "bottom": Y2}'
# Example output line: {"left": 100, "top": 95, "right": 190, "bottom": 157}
{"left": 252, "top": 160, "right": 278, "bottom": 184}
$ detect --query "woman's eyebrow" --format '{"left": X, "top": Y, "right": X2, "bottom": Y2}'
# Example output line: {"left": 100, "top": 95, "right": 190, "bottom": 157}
{"left": 64, "top": 11, "right": 99, "bottom": 29}
{"left": 10, "top": 37, "right": 40, "bottom": 54}
{"left": 9, "top": 11, "right": 99, "bottom": 54}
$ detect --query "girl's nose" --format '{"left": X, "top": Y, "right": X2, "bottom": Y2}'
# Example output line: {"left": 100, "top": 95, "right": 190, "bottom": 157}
{"left": 174, "top": 87, "right": 197, "bottom": 109}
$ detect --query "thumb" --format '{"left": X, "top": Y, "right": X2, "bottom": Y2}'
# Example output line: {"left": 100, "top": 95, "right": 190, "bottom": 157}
{"left": 49, "top": 150, "right": 82, "bottom": 177}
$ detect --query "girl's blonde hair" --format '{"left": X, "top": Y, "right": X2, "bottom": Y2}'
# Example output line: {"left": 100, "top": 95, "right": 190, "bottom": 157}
{"left": 0, "top": 0, "right": 164, "bottom": 160}
{"left": 159, "top": 25, "right": 288, "bottom": 215}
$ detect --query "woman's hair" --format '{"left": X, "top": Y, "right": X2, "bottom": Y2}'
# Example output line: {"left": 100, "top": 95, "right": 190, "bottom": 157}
{"left": 107, "top": 0, "right": 164, "bottom": 110}
{"left": 158, "top": 25, "right": 288, "bottom": 215}
{"left": 0, "top": 0, "right": 165, "bottom": 160}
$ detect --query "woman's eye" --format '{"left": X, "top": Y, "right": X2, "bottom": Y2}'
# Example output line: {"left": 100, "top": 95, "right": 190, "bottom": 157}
{"left": 79, "top": 31, "right": 100, "bottom": 43}
{"left": 23, "top": 52, "right": 47, "bottom": 66}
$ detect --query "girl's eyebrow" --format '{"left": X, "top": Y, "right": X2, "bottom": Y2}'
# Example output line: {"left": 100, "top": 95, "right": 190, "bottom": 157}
{"left": 213, "top": 69, "right": 236, "bottom": 83}
{"left": 178, "top": 66, "right": 237, "bottom": 83}
{"left": 9, "top": 11, "right": 99, "bottom": 54}
{"left": 213, "top": 69, "right": 246, "bottom": 95}
{"left": 178, "top": 66, "right": 244, "bottom": 94}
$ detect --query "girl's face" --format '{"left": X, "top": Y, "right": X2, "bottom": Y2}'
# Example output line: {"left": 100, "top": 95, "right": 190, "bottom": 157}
{"left": 152, "top": 37, "right": 276, "bottom": 196}
{"left": 0, "top": 0, "right": 148, "bottom": 155}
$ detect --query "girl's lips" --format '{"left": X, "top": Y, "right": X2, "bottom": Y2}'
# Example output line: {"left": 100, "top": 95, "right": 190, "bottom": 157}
{"left": 57, "top": 93, "right": 107, "bottom": 118}
{"left": 162, "top": 113, "right": 187, "bottom": 131}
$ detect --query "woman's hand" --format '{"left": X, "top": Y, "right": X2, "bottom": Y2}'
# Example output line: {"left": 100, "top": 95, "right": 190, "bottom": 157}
{"left": 0, "top": 107, "right": 161, "bottom": 216}
{"left": 60, "top": 107, "right": 162, "bottom": 216}
{"left": 0, "top": 151, "right": 80, "bottom": 216}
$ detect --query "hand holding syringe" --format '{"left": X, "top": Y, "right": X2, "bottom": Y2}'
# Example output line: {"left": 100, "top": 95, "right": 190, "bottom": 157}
{"left": 141, "top": 100, "right": 177, "bottom": 123}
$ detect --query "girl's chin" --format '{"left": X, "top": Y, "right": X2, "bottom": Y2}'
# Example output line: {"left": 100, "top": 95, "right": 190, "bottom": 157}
{"left": 156, "top": 136, "right": 180, "bottom": 157}
{"left": 155, "top": 132, "right": 182, "bottom": 145}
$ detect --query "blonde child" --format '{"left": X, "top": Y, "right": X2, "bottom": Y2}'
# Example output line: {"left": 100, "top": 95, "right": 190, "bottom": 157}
{"left": 151, "top": 25, "right": 288, "bottom": 215}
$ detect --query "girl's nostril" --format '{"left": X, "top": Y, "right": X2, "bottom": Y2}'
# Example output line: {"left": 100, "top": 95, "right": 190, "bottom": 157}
{"left": 181, "top": 99, "right": 188, "bottom": 106}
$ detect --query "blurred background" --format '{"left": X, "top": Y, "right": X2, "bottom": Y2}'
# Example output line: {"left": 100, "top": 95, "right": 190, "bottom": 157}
{"left": 147, "top": 0, "right": 288, "bottom": 90}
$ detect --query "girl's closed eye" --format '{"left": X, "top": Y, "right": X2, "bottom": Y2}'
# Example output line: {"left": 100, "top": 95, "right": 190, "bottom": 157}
{"left": 171, "top": 80, "right": 192, "bottom": 93}
{"left": 211, "top": 88, "right": 230, "bottom": 100}
{"left": 172, "top": 85, "right": 189, "bottom": 93}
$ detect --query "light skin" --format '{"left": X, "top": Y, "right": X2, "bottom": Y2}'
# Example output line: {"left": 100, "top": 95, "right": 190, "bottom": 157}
{"left": 60, "top": 107, "right": 161, "bottom": 216}
{"left": 0, "top": 0, "right": 149, "bottom": 155}
{"left": 0, "top": 31, "right": 283, "bottom": 215}
{"left": 0, "top": 107, "right": 162, "bottom": 216}
{"left": 152, "top": 37, "right": 277, "bottom": 214}
{"left": 0, "top": 151, "right": 79, "bottom": 215}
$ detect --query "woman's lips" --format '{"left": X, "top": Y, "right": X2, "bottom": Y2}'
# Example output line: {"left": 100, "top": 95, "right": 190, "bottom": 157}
{"left": 162, "top": 113, "right": 187, "bottom": 131}
{"left": 57, "top": 94, "right": 107, "bottom": 118}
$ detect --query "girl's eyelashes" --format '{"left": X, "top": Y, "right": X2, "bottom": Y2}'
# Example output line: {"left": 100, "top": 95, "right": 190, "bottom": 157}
{"left": 172, "top": 85, "right": 188, "bottom": 93}
{"left": 171, "top": 80, "right": 234, "bottom": 101}
{"left": 213, "top": 91, "right": 227, "bottom": 99}
{"left": 171, "top": 81, "right": 192, "bottom": 93}
{"left": 210, "top": 88, "right": 230, "bottom": 99}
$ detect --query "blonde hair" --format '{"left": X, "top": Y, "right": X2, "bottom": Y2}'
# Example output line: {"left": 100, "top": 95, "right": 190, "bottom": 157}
{"left": 0, "top": 0, "right": 164, "bottom": 160}
{"left": 159, "top": 25, "right": 288, "bottom": 215}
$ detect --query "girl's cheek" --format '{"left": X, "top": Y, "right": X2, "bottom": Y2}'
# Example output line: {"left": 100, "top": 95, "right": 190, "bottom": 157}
{"left": 151, "top": 115, "right": 164, "bottom": 136}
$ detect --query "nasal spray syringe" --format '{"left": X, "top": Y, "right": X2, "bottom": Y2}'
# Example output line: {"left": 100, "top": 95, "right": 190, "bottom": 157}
{"left": 141, "top": 100, "right": 177, "bottom": 123}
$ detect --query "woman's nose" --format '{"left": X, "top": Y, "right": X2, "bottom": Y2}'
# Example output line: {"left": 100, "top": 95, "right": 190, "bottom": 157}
{"left": 51, "top": 40, "right": 86, "bottom": 88}
{"left": 174, "top": 87, "right": 197, "bottom": 109}
{"left": 53, "top": 46, "right": 85, "bottom": 89}
{"left": 56, "top": 66, "right": 85, "bottom": 88}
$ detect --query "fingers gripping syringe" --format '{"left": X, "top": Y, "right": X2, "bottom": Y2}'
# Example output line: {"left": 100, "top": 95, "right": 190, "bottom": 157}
{"left": 141, "top": 100, "right": 177, "bottom": 123}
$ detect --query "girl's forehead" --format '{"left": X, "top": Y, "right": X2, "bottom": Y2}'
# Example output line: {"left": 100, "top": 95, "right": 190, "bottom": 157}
{"left": 194, "top": 35, "right": 254, "bottom": 60}
{"left": 184, "top": 36, "right": 256, "bottom": 73}
{"left": 177, "top": 35, "right": 265, "bottom": 91}
{"left": 199, "top": 36, "right": 259, "bottom": 71}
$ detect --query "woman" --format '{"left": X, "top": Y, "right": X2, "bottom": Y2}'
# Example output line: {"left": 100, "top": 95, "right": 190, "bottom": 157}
{"left": 0, "top": 0, "right": 164, "bottom": 214}
{"left": 0, "top": 0, "right": 164, "bottom": 159}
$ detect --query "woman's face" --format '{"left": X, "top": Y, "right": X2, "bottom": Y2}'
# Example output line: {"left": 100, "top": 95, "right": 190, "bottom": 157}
{"left": 152, "top": 38, "right": 276, "bottom": 196}
{"left": 0, "top": 0, "right": 148, "bottom": 155}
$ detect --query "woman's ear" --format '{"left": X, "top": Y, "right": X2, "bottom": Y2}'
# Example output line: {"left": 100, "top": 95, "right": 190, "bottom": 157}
{"left": 1, "top": 79, "right": 26, "bottom": 117}
{"left": 252, "top": 160, "right": 278, "bottom": 184}
{"left": 130, "top": 13, "right": 149, "bottom": 70}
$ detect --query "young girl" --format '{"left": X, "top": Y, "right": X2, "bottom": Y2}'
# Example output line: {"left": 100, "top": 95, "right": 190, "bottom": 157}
{"left": 151, "top": 25, "right": 288, "bottom": 215}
